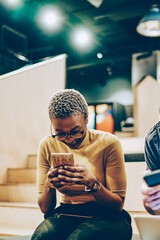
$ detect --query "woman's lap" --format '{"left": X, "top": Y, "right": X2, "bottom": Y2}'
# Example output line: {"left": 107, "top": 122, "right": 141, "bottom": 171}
{"left": 31, "top": 214, "right": 83, "bottom": 240}
{"left": 31, "top": 210, "right": 132, "bottom": 240}
{"left": 67, "top": 211, "right": 132, "bottom": 240}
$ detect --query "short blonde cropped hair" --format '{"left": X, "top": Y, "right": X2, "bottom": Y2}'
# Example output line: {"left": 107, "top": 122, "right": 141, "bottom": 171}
{"left": 48, "top": 89, "right": 88, "bottom": 119}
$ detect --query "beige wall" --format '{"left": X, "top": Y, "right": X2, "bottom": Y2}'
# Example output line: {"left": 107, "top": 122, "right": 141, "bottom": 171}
{"left": 132, "top": 51, "right": 157, "bottom": 87}
{"left": 133, "top": 75, "right": 160, "bottom": 137}
{"left": 0, "top": 54, "right": 66, "bottom": 183}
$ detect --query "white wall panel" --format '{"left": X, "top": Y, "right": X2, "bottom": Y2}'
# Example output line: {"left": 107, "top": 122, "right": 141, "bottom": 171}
{"left": 0, "top": 54, "right": 66, "bottom": 183}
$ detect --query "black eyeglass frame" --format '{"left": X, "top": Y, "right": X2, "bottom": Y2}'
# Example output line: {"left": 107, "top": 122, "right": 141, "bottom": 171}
{"left": 51, "top": 122, "right": 86, "bottom": 141}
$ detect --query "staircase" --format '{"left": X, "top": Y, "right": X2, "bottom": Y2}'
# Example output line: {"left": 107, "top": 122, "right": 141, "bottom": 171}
{"left": 0, "top": 155, "right": 43, "bottom": 237}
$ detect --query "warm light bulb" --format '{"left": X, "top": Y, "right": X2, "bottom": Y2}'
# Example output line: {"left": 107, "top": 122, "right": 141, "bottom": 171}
{"left": 36, "top": 5, "right": 63, "bottom": 33}
{"left": 2, "top": 0, "right": 22, "bottom": 9}
{"left": 136, "top": 6, "right": 160, "bottom": 37}
{"left": 71, "top": 26, "right": 94, "bottom": 51}
{"left": 97, "top": 53, "right": 103, "bottom": 59}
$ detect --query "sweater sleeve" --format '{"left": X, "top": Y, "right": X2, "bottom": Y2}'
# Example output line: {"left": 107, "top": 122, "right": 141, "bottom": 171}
{"left": 105, "top": 137, "right": 126, "bottom": 198}
{"left": 37, "top": 139, "right": 50, "bottom": 199}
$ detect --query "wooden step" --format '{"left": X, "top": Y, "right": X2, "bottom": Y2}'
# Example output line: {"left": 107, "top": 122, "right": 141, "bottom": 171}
{"left": 128, "top": 211, "right": 149, "bottom": 236}
{"left": 0, "top": 206, "right": 141, "bottom": 238}
{"left": 26, "top": 155, "right": 37, "bottom": 169}
{"left": 0, "top": 226, "right": 33, "bottom": 237}
{"left": 120, "top": 137, "right": 144, "bottom": 154}
{"left": 7, "top": 168, "right": 36, "bottom": 184}
{"left": 0, "top": 184, "right": 37, "bottom": 203}
{"left": 0, "top": 202, "right": 43, "bottom": 231}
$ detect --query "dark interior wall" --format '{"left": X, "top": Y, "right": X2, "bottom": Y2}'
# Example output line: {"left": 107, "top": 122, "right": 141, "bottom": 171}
{"left": 67, "top": 64, "right": 133, "bottom": 106}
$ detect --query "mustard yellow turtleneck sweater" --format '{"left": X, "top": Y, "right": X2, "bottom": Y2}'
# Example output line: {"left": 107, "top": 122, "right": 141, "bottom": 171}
{"left": 37, "top": 129, "right": 126, "bottom": 204}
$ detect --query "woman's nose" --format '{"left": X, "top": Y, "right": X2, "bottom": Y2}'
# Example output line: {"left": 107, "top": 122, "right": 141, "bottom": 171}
{"left": 63, "top": 136, "right": 75, "bottom": 144}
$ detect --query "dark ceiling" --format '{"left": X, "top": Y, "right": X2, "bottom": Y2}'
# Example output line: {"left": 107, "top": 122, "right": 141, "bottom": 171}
{"left": 0, "top": 0, "right": 159, "bottom": 75}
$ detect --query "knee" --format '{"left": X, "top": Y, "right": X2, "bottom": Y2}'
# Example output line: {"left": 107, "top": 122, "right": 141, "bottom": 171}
{"left": 68, "top": 219, "right": 132, "bottom": 240}
{"left": 31, "top": 220, "right": 56, "bottom": 240}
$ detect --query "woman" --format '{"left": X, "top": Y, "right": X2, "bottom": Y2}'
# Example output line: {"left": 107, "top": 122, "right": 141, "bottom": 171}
{"left": 31, "top": 89, "right": 132, "bottom": 240}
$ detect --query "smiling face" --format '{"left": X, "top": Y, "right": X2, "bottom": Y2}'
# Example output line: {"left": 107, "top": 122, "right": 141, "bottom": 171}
{"left": 51, "top": 113, "right": 88, "bottom": 149}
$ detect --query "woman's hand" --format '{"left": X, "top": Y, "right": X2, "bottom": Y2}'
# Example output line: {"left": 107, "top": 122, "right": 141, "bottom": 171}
{"left": 57, "top": 164, "right": 96, "bottom": 187}
{"left": 141, "top": 171, "right": 160, "bottom": 214}
{"left": 57, "top": 164, "right": 123, "bottom": 211}
{"left": 47, "top": 166, "right": 66, "bottom": 189}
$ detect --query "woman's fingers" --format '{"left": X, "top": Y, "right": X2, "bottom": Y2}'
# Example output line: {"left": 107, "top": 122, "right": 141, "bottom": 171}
{"left": 47, "top": 166, "right": 83, "bottom": 188}
{"left": 47, "top": 164, "right": 93, "bottom": 186}
{"left": 58, "top": 168, "right": 83, "bottom": 178}
{"left": 142, "top": 179, "right": 160, "bottom": 196}
{"left": 63, "top": 165, "right": 85, "bottom": 172}
{"left": 142, "top": 176, "right": 160, "bottom": 211}
{"left": 59, "top": 181, "right": 77, "bottom": 186}
{"left": 145, "top": 198, "right": 160, "bottom": 210}
{"left": 58, "top": 174, "right": 81, "bottom": 182}
{"left": 47, "top": 167, "right": 58, "bottom": 178}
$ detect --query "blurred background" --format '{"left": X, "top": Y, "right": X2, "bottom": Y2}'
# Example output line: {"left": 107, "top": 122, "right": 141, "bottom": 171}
{"left": 1, "top": 1, "right": 160, "bottom": 237}
{"left": 1, "top": 0, "right": 160, "bottom": 136}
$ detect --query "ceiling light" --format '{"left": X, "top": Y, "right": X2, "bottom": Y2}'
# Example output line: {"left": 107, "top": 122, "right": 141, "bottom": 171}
{"left": 36, "top": 5, "right": 63, "bottom": 33}
{"left": 97, "top": 53, "right": 103, "bottom": 59}
{"left": 87, "top": 0, "right": 103, "bottom": 8}
{"left": 136, "top": 5, "right": 160, "bottom": 37}
{"left": 1, "top": 0, "right": 22, "bottom": 9}
{"left": 71, "top": 27, "right": 94, "bottom": 51}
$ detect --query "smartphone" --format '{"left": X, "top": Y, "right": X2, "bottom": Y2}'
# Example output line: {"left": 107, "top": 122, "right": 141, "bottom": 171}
{"left": 51, "top": 153, "right": 74, "bottom": 168}
{"left": 143, "top": 169, "right": 160, "bottom": 187}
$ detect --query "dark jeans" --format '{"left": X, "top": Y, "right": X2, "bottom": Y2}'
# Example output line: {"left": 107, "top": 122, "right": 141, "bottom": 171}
{"left": 31, "top": 202, "right": 132, "bottom": 240}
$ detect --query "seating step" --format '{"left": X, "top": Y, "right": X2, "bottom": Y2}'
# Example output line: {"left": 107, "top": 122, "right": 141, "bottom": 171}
{"left": 128, "top": 211, "right": 150, "bottom": 237}
{"left": 7, "top": 169, "right": 36, "bottom": 184}
{"left": 0, "top": 226, "right": 34, "bottom": 237}
{"left": 120, "top": 137, "right": 144, "bottom": 154}
{"left": 0, "top": 202, "right": 43, "bottom": 231}
{"left": 0, "top": 184, "right": 37, "bottom": 203}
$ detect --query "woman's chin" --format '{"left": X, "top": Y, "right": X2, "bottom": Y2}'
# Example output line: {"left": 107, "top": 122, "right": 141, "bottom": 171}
{"left": 64, "top": 139, "right": 81, "bottom": 149}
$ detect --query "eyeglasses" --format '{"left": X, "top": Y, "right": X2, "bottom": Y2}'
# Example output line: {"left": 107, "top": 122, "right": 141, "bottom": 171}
{"left": 51, "top": 123, "right": 85, "bottom": 141}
